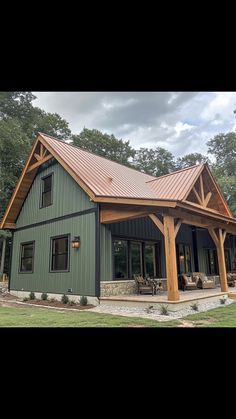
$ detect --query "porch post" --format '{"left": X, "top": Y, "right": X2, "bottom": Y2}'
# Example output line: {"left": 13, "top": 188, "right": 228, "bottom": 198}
{"left": 163, "top": 215, "right": 179, "bottom": 301}
{"left": 216, "top": 228, "right": 228, "bottom": 292}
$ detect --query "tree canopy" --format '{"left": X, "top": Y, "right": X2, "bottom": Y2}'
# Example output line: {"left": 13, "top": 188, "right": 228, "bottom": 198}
{"left": 133, "top": 147, "right": 176, "bottom": 177}
{"left": 175, "top": 153, "right": 210, "bottom": 170}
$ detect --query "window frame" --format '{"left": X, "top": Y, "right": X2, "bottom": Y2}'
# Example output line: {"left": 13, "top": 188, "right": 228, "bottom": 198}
{"left": 50, "top": 234, "right": 70, "bottom": 273}
{"left": 40, "top": 173, "right": 54, "bottom": 209}
{"left": 177, "top": 242, "right": 193, "bottom": 274}
{"left": 19, "top": 241, "right": 35, "bottom": 274}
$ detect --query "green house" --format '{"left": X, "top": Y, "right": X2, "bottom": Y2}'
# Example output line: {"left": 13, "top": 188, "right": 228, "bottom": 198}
{"left": 1, "top": 132, "right": 236, "bottom": 303}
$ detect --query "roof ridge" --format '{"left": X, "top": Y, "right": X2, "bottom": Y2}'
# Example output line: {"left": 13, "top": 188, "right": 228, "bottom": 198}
{"left": 146, "top": 163, "right": 205, "bottom": 183}
{"left": 38, "top": 132, "right": 156, "bottom": 180}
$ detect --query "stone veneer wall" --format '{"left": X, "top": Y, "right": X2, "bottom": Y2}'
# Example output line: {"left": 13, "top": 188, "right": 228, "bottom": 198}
{"left": 100, "top": 279, "right": 168, "bottom": 297}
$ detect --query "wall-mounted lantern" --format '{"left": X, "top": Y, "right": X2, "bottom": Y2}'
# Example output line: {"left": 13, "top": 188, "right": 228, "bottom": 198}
{"left": 71, "top": 236, "right": 80, "bottom": 249}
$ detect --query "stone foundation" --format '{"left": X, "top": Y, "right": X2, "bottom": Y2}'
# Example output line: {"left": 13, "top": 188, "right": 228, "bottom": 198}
{"left": 9, "top": 290, "right": 100, "bottom": 306}
{"left": 101, "top": 280, "right": 137, "bottom": 297}
{"left": 100, "top": 279, "right": 167, "bottom": 296}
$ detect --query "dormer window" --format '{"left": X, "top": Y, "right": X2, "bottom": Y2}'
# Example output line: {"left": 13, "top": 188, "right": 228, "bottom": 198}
{"left": 41, "top": 174, "right": 53, "bottom": 208}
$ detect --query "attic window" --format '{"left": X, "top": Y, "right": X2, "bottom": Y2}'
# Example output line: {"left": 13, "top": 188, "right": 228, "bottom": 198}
{"left": 41, "top": 174, "right": 53, "bottom": 208}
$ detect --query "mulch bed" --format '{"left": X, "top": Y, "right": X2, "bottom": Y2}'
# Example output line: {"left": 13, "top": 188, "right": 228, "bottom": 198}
{"left": 26, "top": 300, "right": 95, "bottom": 310}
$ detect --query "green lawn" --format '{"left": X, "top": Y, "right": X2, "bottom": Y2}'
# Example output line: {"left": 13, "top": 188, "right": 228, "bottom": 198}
{"left": 1, "top": 302, "right": 236, "bottom": 327}
{"left": 0, "top": 306, "right": 179, "bottom": 327}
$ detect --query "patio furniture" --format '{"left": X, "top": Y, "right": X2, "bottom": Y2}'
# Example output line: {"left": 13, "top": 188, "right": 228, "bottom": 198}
{"left": 227, "top": 273, "right": 236, "bottom": 287}
{"left": 134, "top": 275, "right": 155, "bottom": 296}
{"left": 192, "top": 272, "right": 216, "bottom": 289}
{"left": 181, "top": 274, "right": 199, "bottom": 291}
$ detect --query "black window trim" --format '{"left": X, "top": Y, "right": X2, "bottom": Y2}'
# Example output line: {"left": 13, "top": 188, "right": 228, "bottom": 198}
{"left": 50, "top": 234, "right": 70, "bottom": 273}
{"left": 19, "top": 241, "right": 35, "bottom": 274}
{"left": 40, "top": 172, "right": 54, "bottom": 209}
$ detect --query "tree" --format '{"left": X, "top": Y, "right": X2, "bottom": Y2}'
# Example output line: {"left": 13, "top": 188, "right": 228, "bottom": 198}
{"left": 72, "top": 128, "right": 135, "bottom": 165}
{"left": 133, "top": 147, "right": 176, "bottom": 177}
{"left": 175, "top": 153, "right": 210, "bottom": 170}
{"left": 207, "top": 132, "right": 236, "bottom": 216}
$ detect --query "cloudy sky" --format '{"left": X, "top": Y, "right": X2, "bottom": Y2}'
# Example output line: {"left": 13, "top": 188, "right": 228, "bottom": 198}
{"left": 33, "top": 92, "right": 236, "bottom": 158}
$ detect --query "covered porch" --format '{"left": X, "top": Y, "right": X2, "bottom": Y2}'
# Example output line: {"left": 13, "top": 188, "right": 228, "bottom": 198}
{"left": 99, "top": 166, "right": 236, "bottom": 302}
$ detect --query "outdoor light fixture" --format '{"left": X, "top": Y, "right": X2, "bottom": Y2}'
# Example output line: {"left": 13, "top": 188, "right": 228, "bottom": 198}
{"left": 71, "top": 236, "right": 80, "bottom": 249}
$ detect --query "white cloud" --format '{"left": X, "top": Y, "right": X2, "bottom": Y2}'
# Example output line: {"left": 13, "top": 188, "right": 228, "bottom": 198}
{"left": 32, "top": 91, "right": 236, "bottom": 158}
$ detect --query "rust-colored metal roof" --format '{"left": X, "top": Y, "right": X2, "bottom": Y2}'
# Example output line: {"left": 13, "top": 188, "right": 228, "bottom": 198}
{"left": 39, "top": 133, "right": 157, "bottom": 199}
{"left": 146, "top": 164, "right": 204, "bottom": 200}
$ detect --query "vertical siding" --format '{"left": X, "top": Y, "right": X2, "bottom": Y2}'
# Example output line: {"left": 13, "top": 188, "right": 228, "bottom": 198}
{"left": 17, "top": 162, "right": 95, "bottom": 228}
{"left": 100, "top": 224, "right": 112, "bottom": 281}
{"left": 11, "top": 213, "right": 96, "bottom": 296}
{"left": 176, "top": 224, "right": 195, "bottom": 272}
{"left": 196, "top": 229, "right": 216, "bottom": 273}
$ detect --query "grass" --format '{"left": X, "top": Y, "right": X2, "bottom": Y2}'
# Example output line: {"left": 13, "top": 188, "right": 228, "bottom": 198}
{"left": 183, "top": 302, "right": 236, "bottom": 327}
{"left": 0, "top": 306, "right": 179, "bottom": 328}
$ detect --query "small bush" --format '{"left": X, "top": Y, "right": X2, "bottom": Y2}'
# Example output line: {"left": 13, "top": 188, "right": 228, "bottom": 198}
{"left": 41, "top": 293, "right": 48, "bottom": 301}
{"left": 145, "top": 305, "right": 154, "bottom": 314}
{"left": 50, "top": 298, "right": 56, "bottom": 303}
{"left": 23, "top": 297, "right": 28, "bottom": 302}
{"left": 61, "top": 294, "right": 69, "bottom": 304}
{"left": 190, "top": 302, "right": 199, "bottom": 311}
{"left": 80, "top": 296, "right": 88, "bottom": 306}
{"left": 220, "top": 297, "right": 226, "bottom": 305}
{"left": 29, "top": 292, "right": 35, "bottom": 300}
{"left": 69, "top": 300, "right": 76, "bottom": 306}
{"left": 160, "top": 304, "right": 169, "bottom": 315}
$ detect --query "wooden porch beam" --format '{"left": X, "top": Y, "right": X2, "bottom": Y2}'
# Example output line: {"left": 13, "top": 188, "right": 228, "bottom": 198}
{"left": 175, "top": 219, "right": 182, "bottom": 237}
{"left": 222, "top": 229, "right": 227, "bottom": 243}
{"left": 217, "top": 228, "right": 228, "bottom": 292}
{"left": 200, "top": 174, "right": 204, "bottom": 203}
{"left": 149, "top": 214, "right": 164, "bottom": 235}
{"left": 34, "top": 153, "right": 41, "bottom": 161}
{"left": 204, "top": 191, "right": 212, "bottom": 207}
{"left": 40, "top": 143, "right": 44, "bottom": 157}
{"left": 27, "top": 154, "right": 53, "bottom": 173}
{"left": 193, "top": 186, "right": 203, "bottom": 205}
{"left": 100, "top": 208, "right": 149, "bottom": 224}
{"left": 163, "top": 215, "right": 179, "bottom": 301}
{"left": 208, "top": 228, "right": 219, "bottom": 247}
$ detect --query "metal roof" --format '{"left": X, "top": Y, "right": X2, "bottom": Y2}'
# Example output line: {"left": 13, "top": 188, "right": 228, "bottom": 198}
{"left": 146, "top": 164, "right": 204, "bottom": 200}
{"left": 40, "top": 134, "right": 207, "bottom": 201}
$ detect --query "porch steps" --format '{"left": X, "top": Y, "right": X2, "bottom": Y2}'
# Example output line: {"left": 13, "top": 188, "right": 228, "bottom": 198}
{"left": 228, "top": 292, "right": 236, "bottom": 299}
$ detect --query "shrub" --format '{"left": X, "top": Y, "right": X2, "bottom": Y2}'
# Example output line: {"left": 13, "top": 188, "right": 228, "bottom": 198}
{"left": 145, "top": 305, "right": 154, "bottom": 314}
{"left": 41, "top": 293, "right": 48, "bottom": 301}
{"left": 50, "top": 298, "right": 56, "bottom": 303}
{"left": 159, "top": 304, "right": 169, "bottom": 315}
{"left": 220, "top": 297, "right": 226, "bottom": 305}
{"left": 80, "top": 296, "right": 88, "bottom": 306}
{"left": 23, "top": 297, "right": 28, "bottom": 302}
{"left": 61, "top": 294, "right": 69, "bottom": 304}
{"left": 29, "top": 292, "right": 35, "bottom": 300}
{"left": 69, "top": 300, "right": 76, "bottom": 306}
{"left": 190, "top": 302, "right": 199, "bottom": 311}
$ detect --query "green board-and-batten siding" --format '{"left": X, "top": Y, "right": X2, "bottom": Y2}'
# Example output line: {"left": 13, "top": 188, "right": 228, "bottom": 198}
{"left": 16, "top": 162, "right": 95, "bottom": 228}
{"left": 11, "top": 212, "right": 96, "bottom": 296}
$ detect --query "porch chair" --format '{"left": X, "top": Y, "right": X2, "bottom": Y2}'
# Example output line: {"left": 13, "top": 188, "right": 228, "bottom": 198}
{"left": 227, "top": 273, "right": 236, "bottom": 287}
{"left": 192, "top": 272, "right": 216, "bottom": 289}
{"left": 181, "top": 274, "right": 199, "bottom": 291}
{"left": 134, "top": 275, "right": 155, "bottom": 296}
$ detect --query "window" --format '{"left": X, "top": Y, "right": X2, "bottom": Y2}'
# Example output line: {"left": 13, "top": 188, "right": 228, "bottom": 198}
{"left": 113, "top": 240, "right": 128, "bottom": 279}
{"left": 177, "top": 243, "right": 192, "bottom": 274}
{"left": 131, "top": 242, "right": 142, "bottom": 276}
{"left": 51, "top": 235, "right": 69, "bottom": 272}
{"left": 144, "top": 243, "right": 156, "bottom": 277}
{"left": 41, "top": 174, "right": 53, "bottom": 208}
{"left": 20, "top": 242, "right": 34, "bottom": 273}
{"left": 204, "top": 248, "right": 218, "bottom": 275}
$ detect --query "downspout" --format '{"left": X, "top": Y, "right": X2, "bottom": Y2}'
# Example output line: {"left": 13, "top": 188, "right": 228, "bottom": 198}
{"left": 95, "top": 204, "right": 101, "bottom": 299}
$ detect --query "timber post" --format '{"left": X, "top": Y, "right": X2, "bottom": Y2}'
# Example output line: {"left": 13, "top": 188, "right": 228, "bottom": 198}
{"left": 163, "top": 215, "right": 179, "bottom": 301}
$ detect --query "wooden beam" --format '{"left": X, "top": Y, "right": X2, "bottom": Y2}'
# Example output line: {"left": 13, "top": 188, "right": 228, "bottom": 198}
{"left": 100, "top": 208, "right": 149, "bottom": 224}
{"left": 193, "top": 186, "right": 203, "bottom": 205}
{"left": 205, "top": 165, "right": 232, "bottom": 218}
{"left": 40, "top": 143, "right": 44, "bottom": 157}
{"left": 175, "top": 219, "right": 182, "bottom": 237}
{"left": 204, "top": 191, "right": 212, "bottom": 207}
{"left": 27, "top": 154, "right": 53, "bottom": 173}
{"left": 199, "top": 174, "right": 204, "bottom": 203}
{"left": 222, "top": 230, "right": 227, "bottom": 243}
{"left": 149, "top": 214, "right": 164, "bottom": 235}
{"left": 217, "top": 228, "right": 228, "bottom": 292}
{"left": 4, "top": 223, "right": 16, "bottom": 230}
{"left": 208, "top": 228, "right": 219, "bottom": 247}
{"left": 163, "top": 215, "right": 179, "bottom": 301}
{"left": 94, "top": 196, "right": 177, "bottom": 207}
{"left": 34, "top": 153, "right": 41, "bottom": 161}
